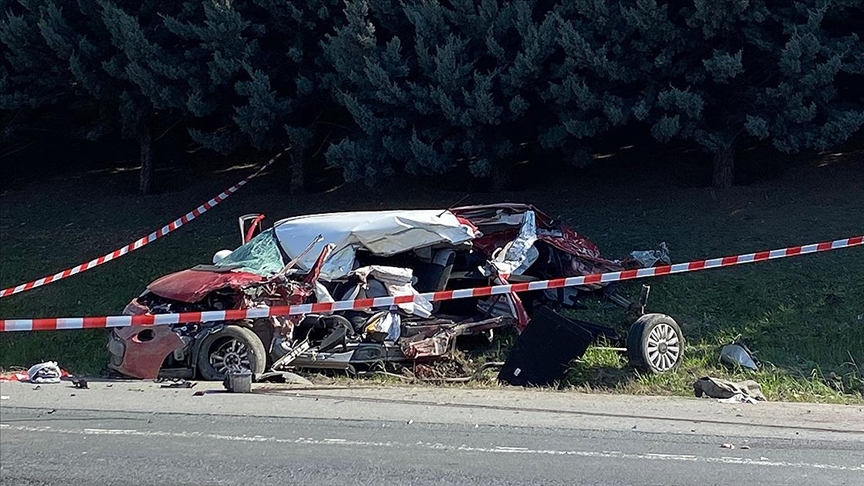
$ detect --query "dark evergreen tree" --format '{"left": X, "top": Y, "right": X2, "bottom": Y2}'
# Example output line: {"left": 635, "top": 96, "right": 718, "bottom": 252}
{"left": 3, "top": 1, "right": 346, "bottom": 193}
{"left": 0, "top": 0, "right": 69, "bottom": 112}
{"left": 4, "top": 0, "right": 863, "bottom": 191}
{"left": 161, "top": 0, "right": 345, "bottom": 193}
{"left": 14, "top": 1, "right": 194, "bottom": 194}
{"left": 540, "top": 0, "right": 672, "bottom": 169}
{"left": 629, "top": 0, "right": 864, "bottom": 187}
{"left": 0, "top": 0, "right": 84, "bottom": 161}
{"left": 323, "top": 0, "right": 558, "bottom": 187}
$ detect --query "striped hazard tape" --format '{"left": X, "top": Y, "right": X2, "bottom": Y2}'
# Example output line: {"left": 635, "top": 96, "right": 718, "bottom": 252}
{"left": 0, "top": 149, "right": 289, "bottom": 299}
{"left": 1, "top": 235, "right": 860, "bottom": 332}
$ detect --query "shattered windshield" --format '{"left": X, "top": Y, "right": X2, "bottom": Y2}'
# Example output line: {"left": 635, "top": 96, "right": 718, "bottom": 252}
{"left": 214, "top": 228, "right": 285, "bottom": 276}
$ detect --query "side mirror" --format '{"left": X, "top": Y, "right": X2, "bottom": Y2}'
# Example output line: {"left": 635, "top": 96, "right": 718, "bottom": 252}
{"left": 238, "top": 213, "right": 265, "bottom": 245}
{"left": 213, "top": 250, "right": 233, "bottom": 264}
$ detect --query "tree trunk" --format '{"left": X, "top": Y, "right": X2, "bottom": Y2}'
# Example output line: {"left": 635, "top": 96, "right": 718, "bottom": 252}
{"left": 712, "top": 143, "right": 734, "bottom": 189}
{"left": 138, "top": 127, "right": 153, "bottom": 195}
{"left": 288, "top": 151, "right": 304, "bottom": 194}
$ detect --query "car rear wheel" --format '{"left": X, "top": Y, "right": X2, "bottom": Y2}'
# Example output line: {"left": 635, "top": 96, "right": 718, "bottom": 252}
{"left": 196, "top": 325, "right": 267, "bottom": 381}
{"left": 626, "top": 314, "right": 683, "bottom": 374}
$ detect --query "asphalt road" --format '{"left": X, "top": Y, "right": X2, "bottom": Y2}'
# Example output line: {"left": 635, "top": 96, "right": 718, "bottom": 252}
{"left": 1, "top": 382, "right": 863, "bottom": 485}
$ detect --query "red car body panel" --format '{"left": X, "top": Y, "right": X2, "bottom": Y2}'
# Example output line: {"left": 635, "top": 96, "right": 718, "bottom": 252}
{"left": 108, "top": 325, "right": 184, "bottom": 380}
{"left": 453, "top": 203, "right": 609, "bottom": 263}
{"left": 452, "top": 203, "right": 628, "bottom": 288}
{"left": 147, "top": 268, "right": 265, "bottom": 303}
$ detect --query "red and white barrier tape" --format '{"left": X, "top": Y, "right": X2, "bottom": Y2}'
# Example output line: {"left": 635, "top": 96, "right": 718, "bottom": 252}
{"left": 0, "top": 149, "right": 289, "bottom": 299}
{"left": 1, "top": 235, "right": 860, "bottom": 332}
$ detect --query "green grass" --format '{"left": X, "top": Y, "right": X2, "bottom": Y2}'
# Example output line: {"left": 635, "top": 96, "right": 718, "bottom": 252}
{"left": 1, "top": 149, "right": 862, "bottom": 403}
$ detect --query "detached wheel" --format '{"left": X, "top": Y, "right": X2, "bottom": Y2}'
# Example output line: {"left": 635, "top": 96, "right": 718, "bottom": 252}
{"left": 626, "top": 314, "right": 683, "bottom": 374}
{"left": 197, "top": 325, "right": 266, "bottom": 381}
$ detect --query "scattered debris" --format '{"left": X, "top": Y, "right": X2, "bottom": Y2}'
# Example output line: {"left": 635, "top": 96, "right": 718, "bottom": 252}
{"left": 406, "top": 361, "right": 503, "bottom": 384}
{"left": 694, "top": 377, "right": 766, "bottom": 403}
{"left": 159, "top": 379, "right": 196, "bottom": 389}
{"left": 627, "top": 243, "right": 671, "bottom": 268}
{"left": 27, "top": 361, "right": 63, "bottom": 383}
{"left": 720, "top": 343, "right": 759, "bottom": 370}
{"left": 223, "top": 369, "right": 253, "bottom": 393}
{"left": 71, "top": 378, "right": 89, "bottom": 389}
{"left": 0, "top": 372, "right": 29, "bottom": 382}
{"left": 1, "top": 362, "right": 71, "bottom": 383}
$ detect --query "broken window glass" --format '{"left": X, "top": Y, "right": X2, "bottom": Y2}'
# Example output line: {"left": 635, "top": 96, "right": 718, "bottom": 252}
{"left": 214, "top": 228, "right": 285, "bottom": 276}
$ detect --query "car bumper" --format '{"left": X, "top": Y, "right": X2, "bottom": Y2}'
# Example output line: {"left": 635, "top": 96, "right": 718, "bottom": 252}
{"left": 108, "top": 300, "right": 185, "bottom": 379}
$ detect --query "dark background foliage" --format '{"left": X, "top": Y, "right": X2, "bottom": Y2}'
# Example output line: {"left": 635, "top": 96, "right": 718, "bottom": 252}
{"left": 2, "top": 0, "right": 862, "bottom": 193}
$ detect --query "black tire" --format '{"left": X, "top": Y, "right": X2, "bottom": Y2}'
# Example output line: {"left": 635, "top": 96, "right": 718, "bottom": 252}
{"left": 196, "top": 325, "right": 267, "bottom": 381}
{"left": 626, "top": 314, "right": 683, "bottom": 374}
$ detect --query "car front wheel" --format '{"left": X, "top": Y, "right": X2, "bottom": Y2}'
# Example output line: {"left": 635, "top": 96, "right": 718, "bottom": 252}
{"left": 196, "top": 325, "right": 267, "bottom": 381}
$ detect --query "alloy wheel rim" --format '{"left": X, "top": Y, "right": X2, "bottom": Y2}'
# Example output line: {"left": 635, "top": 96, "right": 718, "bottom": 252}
{"left": 210, "top": 338, "right": 252, "bottom": 374}
{"left": 646, "top": 323, "right": 680, "bottom": 371}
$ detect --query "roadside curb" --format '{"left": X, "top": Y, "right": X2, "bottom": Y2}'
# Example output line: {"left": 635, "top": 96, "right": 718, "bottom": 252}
{"left": 2, "top": 382, "right": 861, "bottom": 441}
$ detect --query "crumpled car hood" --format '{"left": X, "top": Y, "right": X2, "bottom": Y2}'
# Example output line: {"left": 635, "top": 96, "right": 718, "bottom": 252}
{"left": 147, "top": 268, "right": 264, "bottom": 303}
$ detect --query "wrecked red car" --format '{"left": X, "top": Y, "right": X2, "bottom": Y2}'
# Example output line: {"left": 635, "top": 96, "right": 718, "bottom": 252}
{"left": 110, "top": 204, "right": 681, "bottom": 382}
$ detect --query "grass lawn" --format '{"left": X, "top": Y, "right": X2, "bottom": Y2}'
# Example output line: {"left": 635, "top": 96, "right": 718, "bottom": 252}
{"left": 1, "top": 148, "right": 862, "bottom": 403}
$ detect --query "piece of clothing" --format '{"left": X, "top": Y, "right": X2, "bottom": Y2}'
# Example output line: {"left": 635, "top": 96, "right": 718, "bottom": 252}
{"left": 694, "top": 376, "right": 766, "bottom": 403}
{"left": 27, "top": 361, "right": 63, "bottom": 384}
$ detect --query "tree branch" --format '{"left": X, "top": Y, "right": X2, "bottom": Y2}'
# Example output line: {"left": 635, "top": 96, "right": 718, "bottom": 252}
{"left": 153, "top": 115, "right": 187, "bottom": 142}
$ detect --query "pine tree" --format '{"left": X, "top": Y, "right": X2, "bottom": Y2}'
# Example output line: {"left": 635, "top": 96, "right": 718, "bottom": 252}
{"left": 323, "top": 0, "right": 558, "bottom": 188}
{"left": 0, "top": 0, "right": 84, "bottom": 157}
{"left": 28, "top": 1, "right": 193, "bottom": 194}
{"left": 5, "top": 0, "right": 861, "bottom": 192}
{"left": 541, "top": 0, "right": 668, "bottom": 168}
{"left": 0, "top": 0, "right": 70, "bottom": 111}
{"left": 161, "top": 0, "right": 345, "bottom": 193}
{"left": 323, "top": 0, "right": 864, "bottom": 188}
{"left": 628, "top": 0, "right": 864, "bottom": 187}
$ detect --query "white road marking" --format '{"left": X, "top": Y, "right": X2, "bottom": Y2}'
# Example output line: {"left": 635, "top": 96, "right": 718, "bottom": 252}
{"left": 644, "top": 453, "right": 698, "bottom": 461}
{"left": 2, "top": 424, "right": 862, "bottom": 472}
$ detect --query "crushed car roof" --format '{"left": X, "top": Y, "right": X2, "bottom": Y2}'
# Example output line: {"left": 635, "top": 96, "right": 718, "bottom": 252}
{"left": 272, "top": 210, "right": 476, "bottom": 280}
